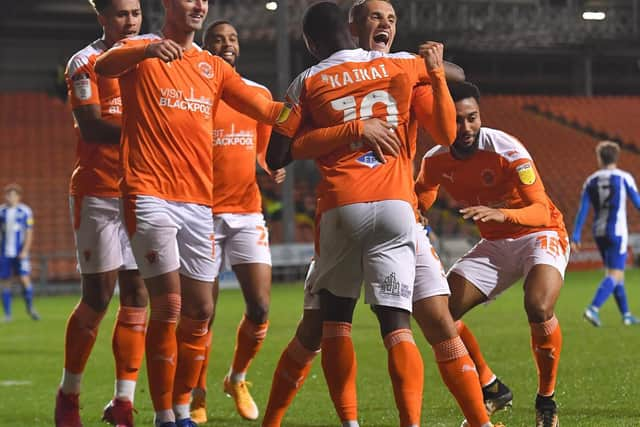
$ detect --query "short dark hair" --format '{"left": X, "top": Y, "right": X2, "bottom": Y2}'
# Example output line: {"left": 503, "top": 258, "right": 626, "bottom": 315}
{"left": 596, "top": 140, "right": 620, "bottom": 166}
{"left": 448, "top": 81, "right": 481, "bottom": 103}
{"left": 348, "top": 0, "right": 393, "bottom": 24}
{"left": 4, "top": 183, "right": 22, "bottom": 195}
{"left": 202, "top": 20, "right": 233, "bottom": 44}
{"left": 88, "top": 0, "right": 111, "bottom": 14}
{"left": 303, "top": 2, "right": 348, "bottom": 46}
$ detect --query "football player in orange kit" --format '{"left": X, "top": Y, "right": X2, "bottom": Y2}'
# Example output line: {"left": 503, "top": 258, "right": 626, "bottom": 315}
{"left": 55, "top": 1, "right": 148, "bottom": 426}
{"left": 188, "top": 20, "right": 286, "bottom": 424}
{"left": 94, "top": 0, "right": 286, "bottom": 425}
{"left": 261, "top": 2, "right": 506, "bottom": 427}
{"left": 415, "top": 81, "right": 567, "bottom": 427}
{"left": 266, "top": 3, "right": 500, "bottom": 427}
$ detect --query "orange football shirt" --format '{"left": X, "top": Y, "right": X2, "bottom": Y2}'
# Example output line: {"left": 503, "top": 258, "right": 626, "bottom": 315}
{"left": 275, "top": 49, "right": 430, "bottom": 215}
{"left": 415, "top": 127, "right": 567, "bottom": 240}
{"left": 109, "top": 34, "right": 283, "bottom": 206}
{"left": 66, "top": 39, "right": 122, "bottom": 197}
{"left": 212, "top": 79, "right": 272, "bottom": 214}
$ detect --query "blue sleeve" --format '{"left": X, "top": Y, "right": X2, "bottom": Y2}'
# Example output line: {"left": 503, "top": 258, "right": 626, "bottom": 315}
{"left": 572, "top": 186, "right": 590, "bottom": 243}
{"left": 626, "top": 176, "right": 640, "bottom": 210}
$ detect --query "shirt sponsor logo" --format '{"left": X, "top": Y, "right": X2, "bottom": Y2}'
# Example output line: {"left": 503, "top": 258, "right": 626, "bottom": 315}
{"left": 516, "top": 162, "right": 536, "bottom": 185}
{"left": 213, "top": 124, "right": 254, "bottom": 148}
{"left": 158, "top": 87, "right": 212, "bottom": 116}
{"left": 356, "top": 151, "right": 381, "bottom": 168}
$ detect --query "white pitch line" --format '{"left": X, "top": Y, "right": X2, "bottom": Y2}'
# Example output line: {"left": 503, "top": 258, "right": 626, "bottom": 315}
{"left": 0, "top": 380, "right": 32, "bottom": 386}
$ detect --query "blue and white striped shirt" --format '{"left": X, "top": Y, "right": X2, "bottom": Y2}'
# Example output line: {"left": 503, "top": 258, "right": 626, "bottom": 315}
{"left": 0, "top": 203, "right": 34, "bottom": 258}
{"left": 572, "top": 168, "right": 640, "bottom": 246}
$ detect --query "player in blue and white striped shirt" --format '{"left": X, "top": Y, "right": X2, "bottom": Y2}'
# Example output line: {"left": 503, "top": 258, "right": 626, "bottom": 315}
{"left": 572, "top": 141, "right": 640, "bottom": 326}
{"left": 0, "top": 184, "right": 39, "bottom": 321}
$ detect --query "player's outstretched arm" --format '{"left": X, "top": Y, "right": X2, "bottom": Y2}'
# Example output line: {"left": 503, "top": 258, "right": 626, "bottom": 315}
{"left": 73, "top": 105, "right": 121, "bottom": 144}
{"left": 415, "top": 157, "right": 440, "bottom": 212}
{"left": 221, "top": 72, "right": 285, "bottom": 126}
{"left": 266, "top": 132, "right": 294, "bottom": 170}
{"left": 415, "top": 42, "right": 457, "bottom": 146}
{"left": 571, "top": 187, "right": 591, "bottom": 247}
{"left": 95, "top": 39, "right": 183, "bottom": 77}
{"left": 497, "top": 161, "right": 552, "bottom": 227}
{"left": 291, "top": 119, "right": 400, "bottom": 163}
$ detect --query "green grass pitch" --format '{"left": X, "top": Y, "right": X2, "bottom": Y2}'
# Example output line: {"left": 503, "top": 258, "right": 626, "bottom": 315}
{"left": 1, "top": 269, "right": 640, "bottom": 426}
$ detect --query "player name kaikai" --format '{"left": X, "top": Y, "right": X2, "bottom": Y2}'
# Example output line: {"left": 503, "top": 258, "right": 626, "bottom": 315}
{"left": 321, "top": 63, "right": 389, "bottom": 89}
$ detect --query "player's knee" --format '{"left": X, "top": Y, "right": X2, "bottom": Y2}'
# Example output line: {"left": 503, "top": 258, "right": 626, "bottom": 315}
{"left": 245, "top": 301, "right": 269, "bottom": 324}
{"left": 525, "top": 300, "right": 555, "bottom": 323}
{"left": 119, "top": 284, "right": 148, "bottom": 308}
{"left": 182, "top": 299, "right": 214, "bottom": 321}
{"left": 296, "top": 312, "right": 323, "bottom": 351}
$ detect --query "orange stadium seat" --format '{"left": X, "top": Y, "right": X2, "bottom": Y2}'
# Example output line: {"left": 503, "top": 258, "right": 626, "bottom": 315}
{"left": 0, "top": 92, "right": 78, "bottom": 281}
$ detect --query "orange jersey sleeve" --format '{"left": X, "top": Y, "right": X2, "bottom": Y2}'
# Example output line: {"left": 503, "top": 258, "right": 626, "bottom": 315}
{"left": 220, "top": 66, "right": 284, "bottom": 126}
{"left": 94, "top": 38, "right": 149, "bottom": 78}
{"left": 415, "top": 155, "right": 440, "bottom": 212}
{"left": 498, "top": 158, "right": 552, "bottom": 227}
{"left": 411, "top": 67, "right": 456, "bottom": 146}
{"left": 65, "top": 40, "right": 123, "bottom": 197}
{"left": 291, "top": 120, "right": 364, "bottom": 160}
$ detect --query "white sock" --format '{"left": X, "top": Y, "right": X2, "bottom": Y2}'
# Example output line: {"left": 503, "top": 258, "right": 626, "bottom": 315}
{"left": 342, "top": 421, "right": 359, "bottom": 427}
{"left": 114, "top": 379, "right": 136, "bottom": 403}
{"left": 173, "top": 403, "right": 190, "bottom": 420}
{"left": 229, "top": 370, "right": 246, "bottom": 383}
{"left": 154, "top": 410, "right": 175, "bottom": 425}
{"left": 60, "top": 369, "right": 82, "bottom": 395}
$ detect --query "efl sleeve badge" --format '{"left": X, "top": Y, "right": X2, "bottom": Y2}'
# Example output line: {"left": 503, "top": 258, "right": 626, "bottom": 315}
{"left": 516, "top": 162, "right": 536, "bottom": 185}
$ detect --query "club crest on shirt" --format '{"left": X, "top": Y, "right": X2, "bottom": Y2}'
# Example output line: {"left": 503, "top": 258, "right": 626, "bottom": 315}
{"left": 481, "top": 168, "right": 496, "bottom": 186}
{"left": 516, "top": 162, "right": 536, "bottom": 185}
{"left": 198, "top": 62, "right": 214, "bottom": 79}
{"left": 356, "top": 151, "right": 381, "bottom": 168}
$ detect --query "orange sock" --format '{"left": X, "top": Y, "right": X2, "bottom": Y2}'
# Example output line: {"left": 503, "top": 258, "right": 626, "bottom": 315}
{"left": 262, "top": 337, "right": 319, "bottom": 427}
{"left": 61, "top": 302, "right": 106, "bottom": 394}
{"left": 530, "top": 315, "right": 562, "bottom": 397}
{"left": 230, "top": 315, "right": 269, "bottom": 378}
{"left": 173, "top": 316, "right": 211, "bottom": 407}
{"left": 64, "top": 302, "right": 106, "bottom": 374}
{"left": 456, "top": 320, "right": 495, "bottom": 387}
{"left": 384, "top": 329, "right": 423, "bottom": 427}
{"left": 433, "top": 336, "right": 489, "bottom": 427}
{"left": 113, "top": 306, "right": 147, "bottom": 382}
{"left": 146, "top": 294, "right": 180, "bottom": 412}
{"left": 321, "top": 321, "right": 358, "bottom": 423}
{"left": 195, "top": 329, "right": 213, "bottom": 391}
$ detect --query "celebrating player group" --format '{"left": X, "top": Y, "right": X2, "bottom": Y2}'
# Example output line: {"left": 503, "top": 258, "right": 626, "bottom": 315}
{"left": 54, "top": 1, "right": 575, "bottom": 427}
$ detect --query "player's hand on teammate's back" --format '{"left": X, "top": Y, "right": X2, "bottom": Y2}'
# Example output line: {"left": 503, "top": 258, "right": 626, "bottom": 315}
{"left": 270, "top": 168, "right": 286, "bottom": 184}
{"left": 361, "top": 118, "right": 401, "bottom": 163}
{"left": 419, "top": 41, "right": 444, "bottom": 72}
{"left": 145, "top": 40, "right": 184, "bottom": 63}
{"left": 460, "top": 205, "right": 507, "bottom": 223}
